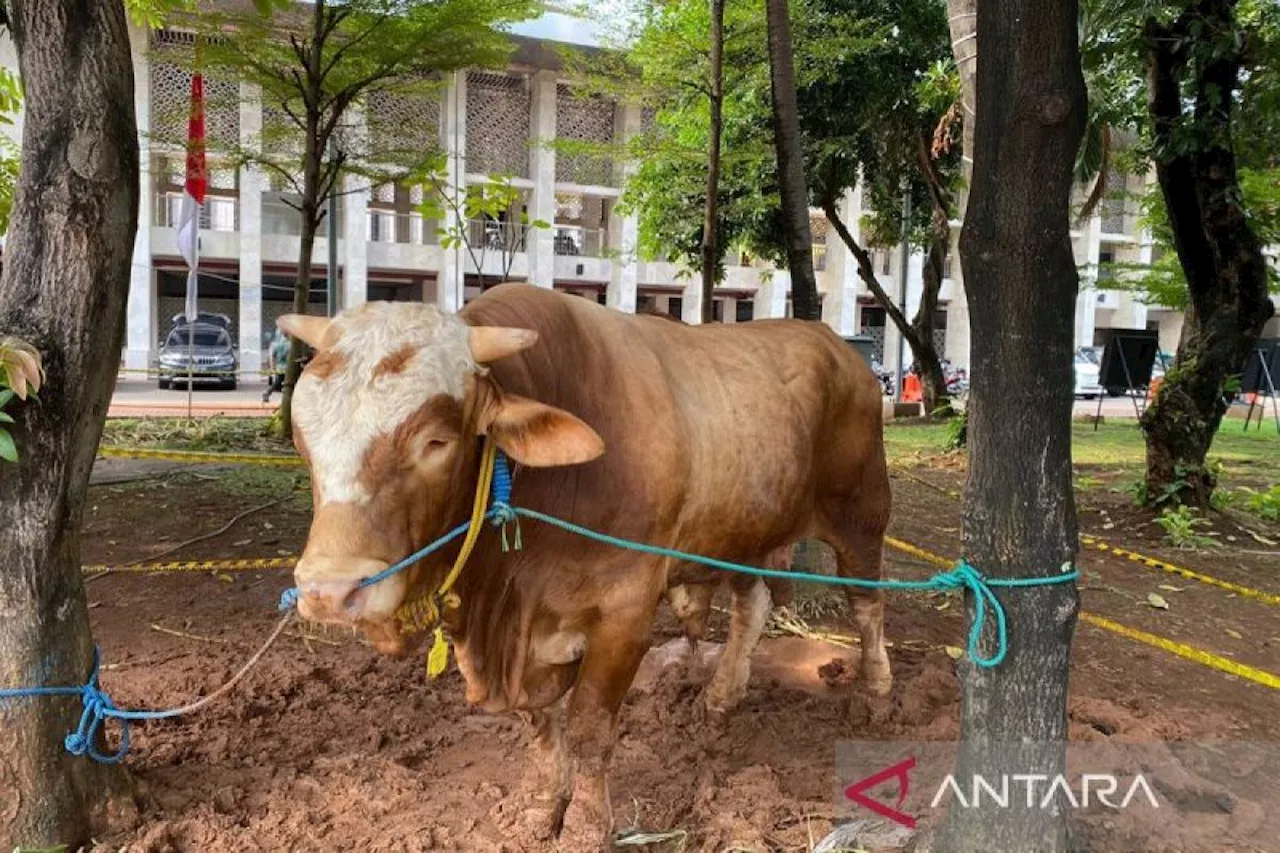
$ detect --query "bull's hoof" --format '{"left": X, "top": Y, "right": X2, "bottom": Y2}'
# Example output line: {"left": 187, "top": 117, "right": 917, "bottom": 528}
{"left": 860, "top": 658, "right": 893, "bottom": 697}
{"left": 556, "top": 801, "right": 613, "bottom": 852}
{"left": 518, "top": 795, "right": 569, "bottom": 842}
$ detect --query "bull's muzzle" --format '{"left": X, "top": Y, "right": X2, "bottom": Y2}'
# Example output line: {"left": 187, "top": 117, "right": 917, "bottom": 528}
{"left": 294, "top": 556, "right": 405, "bottom": 626}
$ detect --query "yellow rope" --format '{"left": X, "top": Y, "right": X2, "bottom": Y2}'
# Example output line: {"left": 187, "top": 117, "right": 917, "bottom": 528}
{"left": 395, "top": 439, "right": 499, "bottom": 677}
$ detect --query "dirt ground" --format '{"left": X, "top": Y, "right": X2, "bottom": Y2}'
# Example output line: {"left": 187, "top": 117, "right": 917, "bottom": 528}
{"left": 71, "top": 456, "right": 1280, "bottom": 853}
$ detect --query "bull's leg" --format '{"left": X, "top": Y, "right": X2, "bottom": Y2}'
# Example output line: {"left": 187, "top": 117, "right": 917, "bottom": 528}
{"left": 823, "top": 516, "right": 893, "bottom": 697}
{"left": 558, "top": 604, "right": 656, "bottom": 851}
{"left": 704, "top": 574, "right": 771, "bottom": 714}
{"left": 524, "top": 698, "right": 572, "bottom": 839}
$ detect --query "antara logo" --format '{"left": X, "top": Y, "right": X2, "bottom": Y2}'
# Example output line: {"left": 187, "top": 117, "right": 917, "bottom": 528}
{"left": 844, "top": 757, "right": 1161, "bottom": 830}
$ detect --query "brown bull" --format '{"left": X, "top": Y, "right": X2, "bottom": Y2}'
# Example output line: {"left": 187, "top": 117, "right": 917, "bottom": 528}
{"left": 281, "top": 283, "right": 891, "bottom": 849}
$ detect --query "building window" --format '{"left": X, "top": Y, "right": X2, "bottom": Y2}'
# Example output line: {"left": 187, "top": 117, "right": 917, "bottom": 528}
{"left": 736, "top": 300, "right": 755, "bottom": 323}
{"left": 668, "top": 297, "right": 683, "bottom": 319}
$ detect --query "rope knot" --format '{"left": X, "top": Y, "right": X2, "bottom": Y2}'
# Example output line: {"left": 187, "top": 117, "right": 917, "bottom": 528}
{"left": 933, "top": 561, "right": 1009, "bottom": 670}
{"left": 278, "top": 586, "right": 300, "bottom": 612}
{"left": 62, "top": 650, "right": 130, "bottom": 764}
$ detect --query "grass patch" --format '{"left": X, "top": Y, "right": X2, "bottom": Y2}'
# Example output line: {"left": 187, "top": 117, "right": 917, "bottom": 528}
{"left": 884, "top": 418, "right": 1280, "bottom": 478}
{"left": 102, "top": 417, "right": 290, "bottom": 455}
{"left": 101, "top": 467, "right": 308, "bottom": 503}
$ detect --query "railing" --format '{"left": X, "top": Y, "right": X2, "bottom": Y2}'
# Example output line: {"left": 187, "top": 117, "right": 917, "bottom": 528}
{"left": 367, "top": 209, "right": 437, "bottom": 246}
{"left": 154, "top": 192, "right": 238, "bottom": 232}
{"left": 261, "top": 198, "right": 303, "bottom": 237}
{"left": 553, "top": 225, "right": 607, "bottom": 258}
{"left": 466, "top": 219, "right": 529, "bottom": 254}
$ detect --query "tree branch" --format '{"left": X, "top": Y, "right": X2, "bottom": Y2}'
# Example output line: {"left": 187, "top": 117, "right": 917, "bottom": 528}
{"left": 1074, "top": 124, "right": 1110, "bottom": 226}
{"left": 821, "top": 196, "right": 926, "bottom": 353}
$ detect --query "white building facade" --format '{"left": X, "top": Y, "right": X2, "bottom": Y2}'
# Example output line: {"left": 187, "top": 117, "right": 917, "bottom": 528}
{"left": 1, "top": 19, "right": 1276, "bottom": 380}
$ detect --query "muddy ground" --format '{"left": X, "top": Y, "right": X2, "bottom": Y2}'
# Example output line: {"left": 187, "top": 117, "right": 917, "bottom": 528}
{"left": 69, "top": 454, "right": 1280, "bottom": 852}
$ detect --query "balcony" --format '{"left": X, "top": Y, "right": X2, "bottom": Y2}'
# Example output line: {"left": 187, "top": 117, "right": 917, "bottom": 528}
{"left": 553, "top": 225, "right": 610, "bottom": 282}
{"left": 154, "top": 191, "right": 238, "bottom": 232}
{"left": 367, "top": 209, "right": 437, "bottom": 246}
{"left": 553, "top": 225, "right": 607, "bottom": 258}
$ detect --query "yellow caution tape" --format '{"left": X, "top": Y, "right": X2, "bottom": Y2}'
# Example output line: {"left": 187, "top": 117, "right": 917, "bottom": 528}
{"left": 83, "top": 555, "right": 297, "bottom": 574}
{"left": 1080, "top": 534, "right": 1280, "bottom": 606}
{"left": 98, "top": 446, "right": 303, "bottom": 467}
{"left": 1079, "top": 613, "right": 1280, "bottom": 690}
{"left": 882, "top": 536, "right": 1280, "bottom": 691}
{"left": 890, "top": 466, "right": 1278, "bottom": 607}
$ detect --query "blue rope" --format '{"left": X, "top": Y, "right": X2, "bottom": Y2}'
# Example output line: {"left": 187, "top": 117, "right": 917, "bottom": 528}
{"left": 3, "top": 452, "right": 1078, "bottom": 764}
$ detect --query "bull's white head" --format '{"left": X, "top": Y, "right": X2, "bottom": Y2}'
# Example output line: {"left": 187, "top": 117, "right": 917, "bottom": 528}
{"left": 280, "top": 301, "right": 604, "bottom": 654}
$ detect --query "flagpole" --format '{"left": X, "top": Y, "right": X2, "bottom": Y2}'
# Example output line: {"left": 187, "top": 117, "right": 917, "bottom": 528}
{"left": 186, "top": 241, "right": 198, "bottom": 420}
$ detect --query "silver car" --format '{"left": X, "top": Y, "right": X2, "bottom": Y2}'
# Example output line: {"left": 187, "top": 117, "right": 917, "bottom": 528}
{"left": 157, "top": 315, "right": 238, "bottom": 390}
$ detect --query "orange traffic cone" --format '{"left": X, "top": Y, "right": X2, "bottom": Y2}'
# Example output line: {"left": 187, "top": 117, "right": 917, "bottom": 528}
{"left": 903, "top": 372, "right": 922, "bottom": 403}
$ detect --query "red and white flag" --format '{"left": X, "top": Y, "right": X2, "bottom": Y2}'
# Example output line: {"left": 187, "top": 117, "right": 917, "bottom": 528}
{"left": 176, "top": 72, "right": 207, "bottom": 322}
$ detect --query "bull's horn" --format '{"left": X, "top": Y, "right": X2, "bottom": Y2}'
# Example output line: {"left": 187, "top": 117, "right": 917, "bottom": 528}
{"left": 468, "top": 326, "right": 539, "bottom": 364}
{"left": 277, "top": 314, "right": 336, "bottom": 351}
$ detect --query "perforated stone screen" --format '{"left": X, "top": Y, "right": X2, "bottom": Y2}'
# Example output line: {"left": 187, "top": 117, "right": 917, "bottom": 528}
{"left": 367, "top": 87, "right": 441, "bottom": 165}
{"left": 149, "top": 33, "right": 239, "bottom": 151}
{"left": 555, "top": 85, "right": 616, "bottom": 186}
{"left": 466, "top": 72, "right": 530, "bottom": 178}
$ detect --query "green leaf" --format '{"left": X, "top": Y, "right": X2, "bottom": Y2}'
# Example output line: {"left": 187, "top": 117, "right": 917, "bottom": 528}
{"left": 0, "top": 411, "right": 13, "bottom": 425}
{"left": 0, "top": 388, "right": 14, "bottom": 409}
{"left": 0, "top": 428, "right": 17, "bottom": 462}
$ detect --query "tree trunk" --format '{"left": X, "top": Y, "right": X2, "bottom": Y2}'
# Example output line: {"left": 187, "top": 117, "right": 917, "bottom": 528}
{"left": 821, "top": 198, "right": 948, "bottom": 412}
{"left": 914, "top": 216, "right": 949, "bottom": 414}
{"left": 0, "top": 1, "right": 140, "bottom": 847}
{"left": 279, "top": 2, "right": 327, "bottom": 437}
{"left": 934, "top": 0, "right": 1085, "bottom": 849}
{"left": 700, "top": 0, "right": 725, "bottom": 323}
{"left": 1139, "top": 1, "right": 1275, "bottom": 507}
{"left": 765, "top": 0, "right": 818, "bottom": 322}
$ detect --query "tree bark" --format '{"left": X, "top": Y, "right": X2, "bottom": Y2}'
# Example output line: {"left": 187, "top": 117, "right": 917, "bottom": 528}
{"left": 700, "top": 0, "right": 725, "bottom": 323}
{"left": 765, "top": 0, "right": 818, "bottom": 321}
{"left": 821, "top": 198, "right": 949, "bottom": 413}
{"left": 1139, "top": 1, "right": 1274, "bottom": 507}
{"left": 934, "top": 0, "right": 1085, "bottom": 849}
{"left": 0, "top": 1, "right": 140, "bottom": 847}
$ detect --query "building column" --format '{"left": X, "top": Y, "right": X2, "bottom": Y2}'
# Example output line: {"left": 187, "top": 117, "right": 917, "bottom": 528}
{"left": 342, "top": 105, "right": 368, "bottom": 310}
{"left": 681, "top": 277, "right": 704, "bottom": 324}
{"left": 437, "top": 71, "right": 467, "bottom": 312}
{"left": 1112, "top": 237, "right": 1154, "bottom": 331}
{"left": 238, "top": 81, "right": 264, "bottom": 376}
{"left": 755, "top": 269, "right": 790, "bottom": 319}
{"left": 527, "top": 71, "right": 557, "bottom": 289}
{"left": 821, "top": 187, "right": 861, "bottom": 336}
{"left": 943, "top": 223, "right": 971, "bottom": 369}
{"left": 125, "top": 35, "right": 155, "bottom": 370}
{"left": 1074, "top": 213, "right": 1103, "bottom": 347}
{"left": 882, "top": 244, "right": 920, "bottom": 376}
{"left": 607, "top": 103, "right": 640, "bottom": 313}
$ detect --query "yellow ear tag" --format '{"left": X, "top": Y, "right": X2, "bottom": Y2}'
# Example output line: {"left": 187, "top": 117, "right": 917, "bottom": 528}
{"left": 427, "top": 626, "right": 450, "bottom": 678}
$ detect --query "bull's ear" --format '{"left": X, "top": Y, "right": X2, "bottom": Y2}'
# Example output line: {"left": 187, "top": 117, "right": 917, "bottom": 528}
{"left": 484, "top": 393, "right": 604, "bottom": 467}
{"left": 278, "top": 314, "right": 337, "bottom": 351}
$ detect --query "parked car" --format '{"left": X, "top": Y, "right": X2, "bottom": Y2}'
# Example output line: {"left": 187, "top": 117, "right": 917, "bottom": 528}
{"left": 157, "top": 313, "right": 238, "bottom": 390}
{"left": 1074, "top": 349, "right": 1103, "bottom": 399}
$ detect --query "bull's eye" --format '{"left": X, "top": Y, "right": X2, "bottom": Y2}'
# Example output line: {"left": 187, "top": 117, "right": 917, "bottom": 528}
{"left": 417, "top": 437, "right": 452, "bottom": 459}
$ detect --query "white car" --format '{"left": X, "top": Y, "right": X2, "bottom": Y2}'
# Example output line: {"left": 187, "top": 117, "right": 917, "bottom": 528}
{"left": 1074, "top": 350, "right": 1102, "bottom": 399}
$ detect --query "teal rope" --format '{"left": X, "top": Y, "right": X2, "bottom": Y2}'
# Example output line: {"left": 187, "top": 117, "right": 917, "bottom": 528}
{"left": 497, "top": 504, "right": 1078, "bottom": 669}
